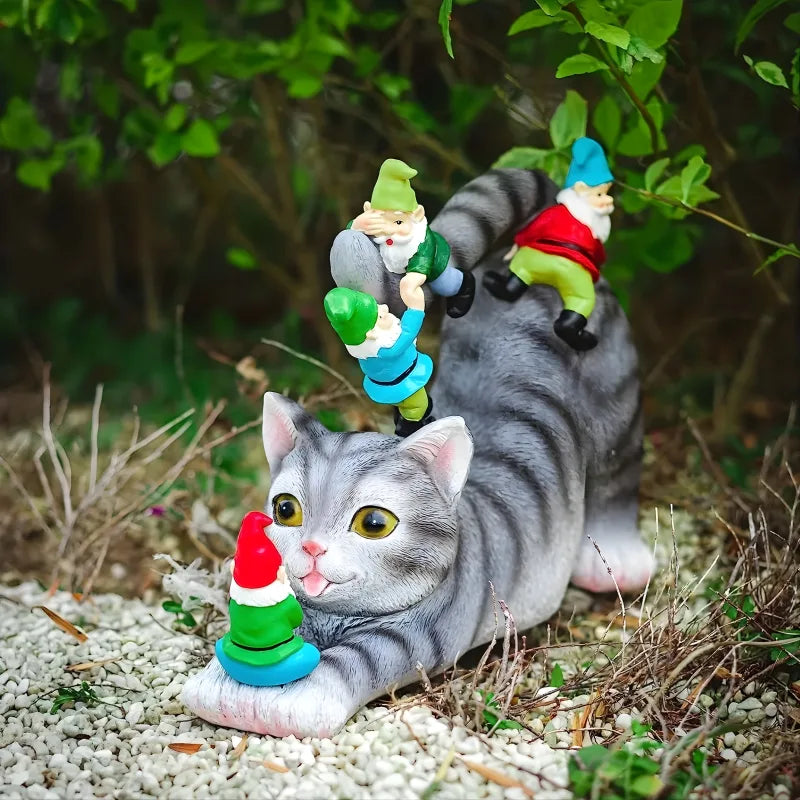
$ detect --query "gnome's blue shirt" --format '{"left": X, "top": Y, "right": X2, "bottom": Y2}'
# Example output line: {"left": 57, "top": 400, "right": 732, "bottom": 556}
{"left": 357, "top": 309, "right": 433, "bottom": 405}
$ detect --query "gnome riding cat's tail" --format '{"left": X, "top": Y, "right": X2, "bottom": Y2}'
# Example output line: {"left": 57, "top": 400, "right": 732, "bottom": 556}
{"left": 330, "top": 169, "right": 556, "bottom": 316}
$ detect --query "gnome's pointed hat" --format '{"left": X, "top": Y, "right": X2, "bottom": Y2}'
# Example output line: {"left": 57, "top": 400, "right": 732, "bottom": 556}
{"left": 232, "top": 511, "right": 282, "bottom": 589}
{"left": 324, "top": 288, "right": 379, "bottom": 346}
{"left": 370, "top": 158, "right": 418, "bottom": 212}
{"left": 564, "top": 137, "right": 614, "bottom": 189}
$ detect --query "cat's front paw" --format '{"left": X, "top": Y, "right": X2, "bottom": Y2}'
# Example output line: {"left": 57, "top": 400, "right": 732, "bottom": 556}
{"left": 181, "top": 657, "right": 353, "bottom": 738}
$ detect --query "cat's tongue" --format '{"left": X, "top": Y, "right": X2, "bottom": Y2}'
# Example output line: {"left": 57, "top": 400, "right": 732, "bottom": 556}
{"left": 302, "top": 570, "right": 330, "bottom": 597}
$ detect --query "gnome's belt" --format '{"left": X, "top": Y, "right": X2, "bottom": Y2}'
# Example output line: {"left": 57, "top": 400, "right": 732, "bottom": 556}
{"left": 230, "top": 635, "right": 294, "bottom": 652}
{"left": 535, "top": 238, "right": 597, "bottom": 265}
{"left": 369, "top": 355, "right": 418, "bottom": 386}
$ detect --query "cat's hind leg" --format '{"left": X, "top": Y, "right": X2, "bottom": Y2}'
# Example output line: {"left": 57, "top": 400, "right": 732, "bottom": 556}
{"left": 572, "top": 412, "right": 654, "bottom": 594}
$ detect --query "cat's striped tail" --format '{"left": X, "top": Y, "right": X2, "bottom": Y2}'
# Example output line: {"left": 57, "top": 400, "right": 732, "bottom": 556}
{"left": 430, "top": 168, "right": 557, "bottom": 272}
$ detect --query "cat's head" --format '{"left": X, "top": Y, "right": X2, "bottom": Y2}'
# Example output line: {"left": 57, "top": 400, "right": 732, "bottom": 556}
{"left": 260, "top": 392, "right": 473, "bottom": 616}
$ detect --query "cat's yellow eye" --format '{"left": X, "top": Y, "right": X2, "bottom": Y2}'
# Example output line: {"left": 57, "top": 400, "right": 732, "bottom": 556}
{"left": 273, "top": 493, "right": 303, "bottom": 527}
{"left": 350, "top": 507, "right": 399, "bottom": 539}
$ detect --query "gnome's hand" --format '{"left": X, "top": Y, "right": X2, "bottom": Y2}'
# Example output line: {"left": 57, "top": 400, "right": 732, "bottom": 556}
{"left": 400, "top": 272, "right": 426, "bottom": 311}
{"left": 503, "top": 244, "right": 519, "bottom": 262}
{"left": 351, "top": 208, "right": 386, "bottom": 236}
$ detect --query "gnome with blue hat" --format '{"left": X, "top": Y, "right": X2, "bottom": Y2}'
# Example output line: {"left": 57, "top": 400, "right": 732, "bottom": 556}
{"left": 484, "top": 137, "right": 614, "bottom": 351}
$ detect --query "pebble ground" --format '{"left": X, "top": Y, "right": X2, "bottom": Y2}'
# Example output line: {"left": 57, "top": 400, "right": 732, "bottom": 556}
{"left": 0, "top": 583, "right": 573, "bottom": 799}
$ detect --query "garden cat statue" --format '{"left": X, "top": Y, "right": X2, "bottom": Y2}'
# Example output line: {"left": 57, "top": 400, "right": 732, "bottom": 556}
{"left": 182, "top": 168, "right": 653, "bottom": 738}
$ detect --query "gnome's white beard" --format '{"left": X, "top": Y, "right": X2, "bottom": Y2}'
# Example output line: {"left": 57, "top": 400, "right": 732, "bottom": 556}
{"left": 345, "top": 316, "right": 402, "bottom": 359}
{"left": 229, "top": 576, "right": 295, "bottom": 607}
{"left": 373, "top": 220, "right": 427, "bottom": 274}
{"left": 557, "top": 188, "right": 612, "bottom": 243}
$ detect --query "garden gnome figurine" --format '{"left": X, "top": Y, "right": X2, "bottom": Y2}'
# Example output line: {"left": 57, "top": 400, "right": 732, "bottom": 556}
{"left": 483, "top": 137, "right": 614, "bottom": 351}
{"left": 324, "top": 275, "right": 434, "bottom": 437}
{"left": 215, "top": 511, "right": 320, "bottom": 687}
{"left": 347, "top": 158, "right": 475, "bottom": 318}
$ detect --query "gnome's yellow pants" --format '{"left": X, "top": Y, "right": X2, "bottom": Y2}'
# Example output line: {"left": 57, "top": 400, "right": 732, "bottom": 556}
{"left": 397, "top": 388, "right": 429, "bottom": 421}
{"left": 509, "top": 247, "right": 596, "bottom": 318}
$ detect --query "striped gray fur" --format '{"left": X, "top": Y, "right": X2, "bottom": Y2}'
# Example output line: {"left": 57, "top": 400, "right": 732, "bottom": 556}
{"left": 181, "top": 169, "right": 648, "bottom": 738}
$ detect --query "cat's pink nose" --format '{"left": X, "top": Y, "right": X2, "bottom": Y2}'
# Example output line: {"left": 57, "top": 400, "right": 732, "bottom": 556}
{"left": 302, "top": 540, "right": 326, "bottom": 557}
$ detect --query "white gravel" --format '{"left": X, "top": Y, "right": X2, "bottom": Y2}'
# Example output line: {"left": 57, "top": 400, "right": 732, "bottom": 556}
{"left": 0, "top": 583, "right": 573, "bottom": 799}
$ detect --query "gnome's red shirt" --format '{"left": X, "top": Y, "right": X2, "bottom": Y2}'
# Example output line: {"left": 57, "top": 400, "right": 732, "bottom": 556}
{"left": 514, "top": 204, "right": 606, "bottom": 282}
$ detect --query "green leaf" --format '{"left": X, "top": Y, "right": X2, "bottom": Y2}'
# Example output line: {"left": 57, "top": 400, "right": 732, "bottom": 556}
{"left": 59, "top": 57, "right": 82, "bottom": 102}
{"left": 550, "top": 663, "right": 565, "bottom": 687}
{"left": 16, "top": 155, "right": 63, "bottom": 191}
{"left": 535, "top": 0, "right": 563, "bottom": 14}
{"left": 286, "top": 74, "right": 323, "bottom": 98}
{"left": 0, "top": 98, "right": 53, "bottom": 151}
{"left": 439, "top": 0, "right": 454, "bottom": 58}
{"left": 617, "top": 97, "right": 664, "bottom": 156}
{"left": 114, "top": 0, "right": 137, "bottom": 10}
{"left": 353, "top": 44, "right": 381, "bottom": 77}
{"left": 751, "top": 59, "right": 789, "bottom": 88}
{"left": 174, "top": 41, "right": 218, "bottom": 65}
{"left": 375, "top": 73, "right": 411, "bottom": 100}
{"left": 627, "top": 0, "right": 682, "bottom": 49}
{"left": 592, "top": 94, "right": 621, "bottom": 148}
{"left": 575, "top": 744, "right": 611, "bottom": 771}
{"left": 584, "top": 21, "right": 630, "bottom": 49}
{"left": 141, "top": 52, "right": 173, "bottom": 91}
{"left": 549, "top": 90, "right": 588, "bottom": 148}
{"left": 94, "top": 79, "right": 121, "bottom": 120}
{"left": 162, "top": 600, "right": 182, "bottom": 613}
{"left": 310, "top": 34, "right": 351, "bottom": 59}
{"left": 627, "top": 36, "right": 665, "bottom": 65}
{"left": 555, "top": 54, "right": 610, "bottom": 78}
{"left": 508, "top": 9, "right": 561, "bottom": 34}
{"left": 628, "top": 59, "right": 666, "bottom": 99}
{"left": 147, "top": 131, "right": 182, "bottom": 167}
{"left": 644, "top": 157, "right": 670, "bottom": 191}
{"left": 736, "top": 0, "right": 792, "bottom": 51}
{"left": 164, "top": 105, "right": 187, "bottom": 132}
{"left": 181, "top": 119, "right": 219, "bottom": 157}
{"left": 574, "top": 0, "right": 618, "bottom": 25}
{"left": 492, "top": 147, "right": 555, "bottom": 169}
{"left": 63, "top": 135, "right": 103, "bottom": 181}
{"left": 226, "top": 247, "right": 257, "bottom": 269}
{"left": 630, "top": 774, "right": 663, "bottom": 796}
{"left": 785, "top": 12, "right": 800, "bottom": 33}
{"left": 680, "top": 155, "right": 711, "bottom": 202}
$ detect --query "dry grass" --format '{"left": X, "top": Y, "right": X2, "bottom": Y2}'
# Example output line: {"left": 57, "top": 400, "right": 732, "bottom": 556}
{"left": 0, "top": 367, "right": 261, "bottom": 596}
{"left": 400, "top": 427, "right": 800, "bottom": 798}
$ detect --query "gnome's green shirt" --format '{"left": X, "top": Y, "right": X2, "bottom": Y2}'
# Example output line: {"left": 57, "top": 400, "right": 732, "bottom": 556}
{"left": 222, "top": 595, "right": 304, "bottom": 667}
{"left": 346, "top": 221, "right": 451, "bottom": 282}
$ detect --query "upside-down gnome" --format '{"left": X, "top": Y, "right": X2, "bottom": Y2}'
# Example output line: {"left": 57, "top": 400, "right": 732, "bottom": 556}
{"left": 215, "top": 511, "right": 320, "bottom": 687}
{"left": 346, "top": 158, "right": 475, "bottom": 318}
{"left": 324, "top": 275, "right": 434, "bottom": 438}
{"left": 484, "top": 137, "right": 614, "bottom": 352}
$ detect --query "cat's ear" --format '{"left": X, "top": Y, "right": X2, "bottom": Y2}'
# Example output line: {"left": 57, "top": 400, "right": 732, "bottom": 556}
{"left": 262, "top": 392, "right": 327, "bottom": 474}
{"left": 397, "top": 417, "right": 473, "bottom": 505}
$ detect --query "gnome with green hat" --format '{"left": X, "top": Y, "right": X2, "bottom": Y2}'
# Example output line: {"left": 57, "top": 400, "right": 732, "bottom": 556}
{"left": 346, "top": 158, "right": 475, "bottom": 319}
{"left": 324, "top": 276, "right": 434, "bottom": 437}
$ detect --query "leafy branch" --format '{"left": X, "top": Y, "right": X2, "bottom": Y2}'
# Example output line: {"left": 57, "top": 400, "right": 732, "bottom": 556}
{"left": 620, "top": 182, "right": 800, "bottom": 271}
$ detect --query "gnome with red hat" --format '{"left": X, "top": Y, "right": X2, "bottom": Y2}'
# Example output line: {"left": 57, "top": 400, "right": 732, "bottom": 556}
{"left": 216, "top": 510, "right": 320, "bottom": 686}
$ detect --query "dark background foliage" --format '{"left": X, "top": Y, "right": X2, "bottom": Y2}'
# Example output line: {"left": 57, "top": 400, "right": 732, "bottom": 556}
{"left": 0, "top": 0, "right": 798, "bottom": 446}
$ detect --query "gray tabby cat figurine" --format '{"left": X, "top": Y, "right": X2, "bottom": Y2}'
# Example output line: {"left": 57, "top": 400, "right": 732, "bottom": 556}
{"left": 181, "top": 168, "right": 654, "bottom": 738}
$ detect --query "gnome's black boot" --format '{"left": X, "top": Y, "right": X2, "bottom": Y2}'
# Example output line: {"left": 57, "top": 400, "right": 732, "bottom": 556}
{"left": 483, "top": 270, "right": 528, "bottom": 302}
{"left": 394, "top": 398, "right": 435, "bottom": 438}
{"left": 445, "top": 270, "right": 475, "bottom": 318}
{"left": 553, "top": 309, "right": 598, "bottom": 352}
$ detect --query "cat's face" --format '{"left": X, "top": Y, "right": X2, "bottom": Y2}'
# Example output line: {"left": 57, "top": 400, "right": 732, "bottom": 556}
{"left": 261, "top": 393, "right": 473, "bottom": 616}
